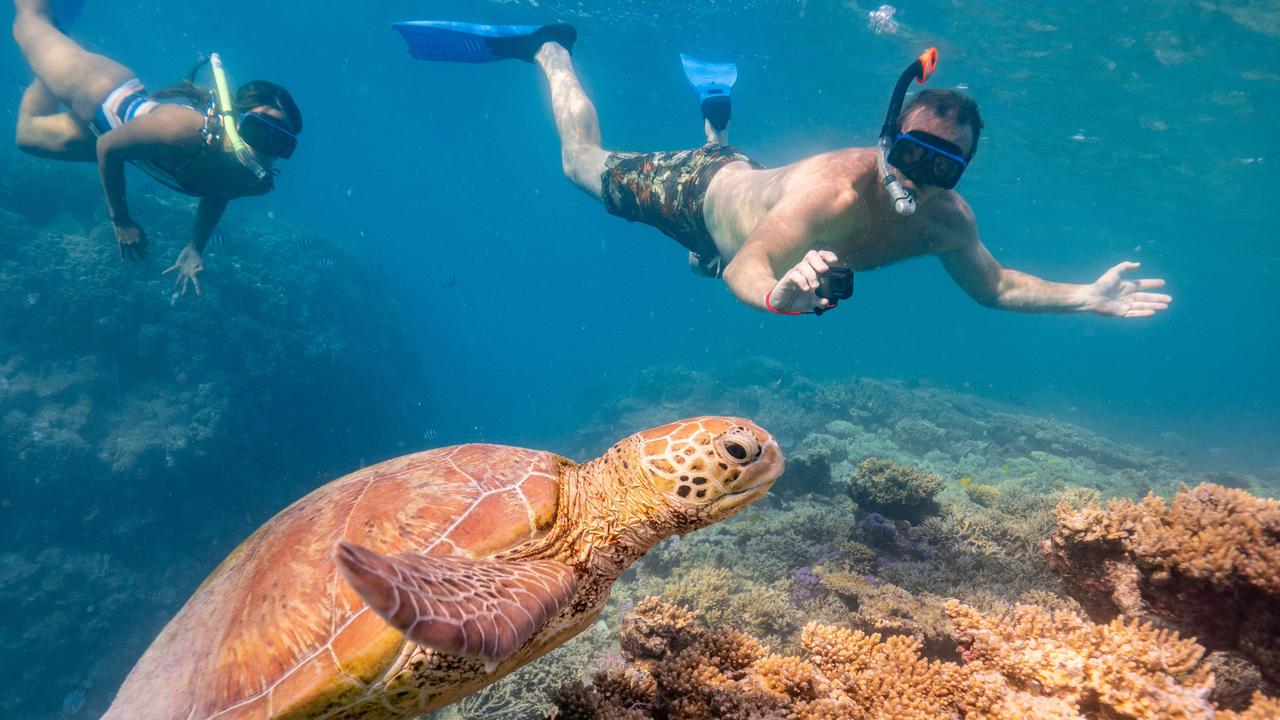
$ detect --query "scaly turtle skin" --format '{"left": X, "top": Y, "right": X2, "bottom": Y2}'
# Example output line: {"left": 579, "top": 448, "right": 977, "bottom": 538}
{"left": 104, "top": 416, "right": 783, "bottom": 719}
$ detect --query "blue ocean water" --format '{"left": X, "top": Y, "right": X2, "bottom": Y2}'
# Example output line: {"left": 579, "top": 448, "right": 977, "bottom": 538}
{"left": 1, "top": 0, "right": 1277, "bottom": 717}
{"left": 4, "top": 0, "right": 1272, "bottom": 455}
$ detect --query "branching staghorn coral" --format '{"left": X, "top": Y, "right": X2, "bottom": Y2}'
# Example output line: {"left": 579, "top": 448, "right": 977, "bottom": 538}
{"left": 628, "top": 565, "right": 795, "bottom": 645}
{"left": 550, "top": 597, "right": 1280, "bottom": 720}
{"left": 1044, "top": 483, "right": 1280, "bottom": 694}
{"left": 818, "top": 571, "right": 956, "bottom": 659}
{"left": 947, "top": 600, "right": 1215, "bottom": 719}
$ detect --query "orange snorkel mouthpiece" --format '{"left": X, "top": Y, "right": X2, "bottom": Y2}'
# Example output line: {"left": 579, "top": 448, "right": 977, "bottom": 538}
{"left": 917, "top": 48, "right": 939, "bottom": 83}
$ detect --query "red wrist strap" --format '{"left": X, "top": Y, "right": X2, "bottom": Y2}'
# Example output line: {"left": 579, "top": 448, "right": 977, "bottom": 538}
{"left": 765, "top": 288, "right": 807, "bottom": 315}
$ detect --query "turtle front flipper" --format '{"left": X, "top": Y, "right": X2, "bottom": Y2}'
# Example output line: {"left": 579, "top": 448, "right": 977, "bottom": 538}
{"left": 335, "top": 542, "right": 577, "bottom": 672}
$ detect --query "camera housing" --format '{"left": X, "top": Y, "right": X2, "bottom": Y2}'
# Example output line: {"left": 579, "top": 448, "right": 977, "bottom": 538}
{"left": 816, "top": 266, "right": 854, "bottom": 301}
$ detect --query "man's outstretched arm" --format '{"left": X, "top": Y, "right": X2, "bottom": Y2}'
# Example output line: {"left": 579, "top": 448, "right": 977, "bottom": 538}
{"left": 940, "top": 226, "right": 1171, "bottom": 318}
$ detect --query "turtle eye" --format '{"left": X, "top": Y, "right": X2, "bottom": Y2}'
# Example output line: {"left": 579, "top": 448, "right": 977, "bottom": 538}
{"left": 716, "top": 430, "right": 761, "bottom": 466}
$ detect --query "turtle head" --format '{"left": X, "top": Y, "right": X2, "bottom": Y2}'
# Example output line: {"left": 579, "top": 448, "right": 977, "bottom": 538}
{"left": 633, "top": 416, "right": 783, "bottom": 528}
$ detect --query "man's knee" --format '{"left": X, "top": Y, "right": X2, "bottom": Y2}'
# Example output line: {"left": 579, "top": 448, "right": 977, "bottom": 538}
{"left": 16, "top": 117, "right": 92, "bottom": 159}
{"left": 561, "top": 144, "right": 606, "bottom": 191}
{"left": 15, "top": 121, "right": 43, "bottom": 155}
{"left": 561, "top": 157, "right": 600, "bottom": 197}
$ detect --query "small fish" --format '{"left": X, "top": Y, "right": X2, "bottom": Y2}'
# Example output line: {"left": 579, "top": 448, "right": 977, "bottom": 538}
{"left": 316, "top": 257, "right": 336, "bottom": 270}
{"left": 442, "top": 274, "right": 459, "bottom": 290}
{"left": 206, "top": 232, "right": 227, "bottom": 248}
{"left": 297, "top": 235, "right": 322, "bottom": 249}
{"left": 423, "top": 429, "right": 439, "bottom": 441}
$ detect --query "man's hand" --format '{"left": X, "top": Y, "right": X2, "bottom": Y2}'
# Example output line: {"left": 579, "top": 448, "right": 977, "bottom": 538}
{"left": 1085, "top": 261, "right": 1171, "bottom": 318}
{"left": 112, "top": 217, "right": 148, "bottom": 262}
{"left": 163, "top": 245, "right": 205, "bottom": 297}
{"left": 766, "top": 250, "right": 840, "bottom": 314}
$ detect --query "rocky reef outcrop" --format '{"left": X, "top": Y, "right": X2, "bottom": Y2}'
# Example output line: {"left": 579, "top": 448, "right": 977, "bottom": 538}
{"left": 0, "top": 153, "right": 429, "bottom": 719}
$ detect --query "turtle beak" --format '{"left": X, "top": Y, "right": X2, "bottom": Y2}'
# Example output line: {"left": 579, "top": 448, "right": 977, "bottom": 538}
{"left": 711, "top": 439, "right": 783, "bottom": 516}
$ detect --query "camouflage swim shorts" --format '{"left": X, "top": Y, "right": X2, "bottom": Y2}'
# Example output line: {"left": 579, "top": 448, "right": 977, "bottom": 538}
{"left": 601, "top": 143, "right": 762, "bottom": 276}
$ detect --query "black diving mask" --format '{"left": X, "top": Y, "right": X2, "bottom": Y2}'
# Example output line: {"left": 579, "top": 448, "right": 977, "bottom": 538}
{"left": 239, "top": 111, "right": 297, "bottom": 159}
{"left": 887, "top": 131, "right": 968, "bottom": 189}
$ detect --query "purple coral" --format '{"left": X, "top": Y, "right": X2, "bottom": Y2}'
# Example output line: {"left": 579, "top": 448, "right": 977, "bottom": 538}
{"left": 790, "top": 566, "right": 829, "bottom": 608}
{"left": 860, "top": 511, "right": 898, "bottom": 544}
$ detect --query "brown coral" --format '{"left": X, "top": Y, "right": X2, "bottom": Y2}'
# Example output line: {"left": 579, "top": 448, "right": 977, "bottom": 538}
{"left": 630, "top": 565, "right": 794, "bottom": 644}
{"left": 1221, "top": 692, "right": 1280, "bottom": 720}
{"left": 619, "top": 596, "right": 701, "bottom": 670}
{"left": 848, "top": 457, "right": 943, "bottom": 523}
{"left": 1044, "top": 483, "right": 1280, "bottom": 689}
{"left": 947, "top": 600, "right": 1215, "bottom": 719}
{"left": 819, "top": 571, "right": 956, "bottom": 659}
{"left": 551, "top": 596, "right": 1280, "bottom": 720}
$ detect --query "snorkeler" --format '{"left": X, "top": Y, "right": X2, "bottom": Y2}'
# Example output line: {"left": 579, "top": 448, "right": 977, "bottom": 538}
{"left": 393, "top": 22, "right": 1171, "bottom": 319}
{"left": 10, "top": 0, "right": 302, "bottom": 296}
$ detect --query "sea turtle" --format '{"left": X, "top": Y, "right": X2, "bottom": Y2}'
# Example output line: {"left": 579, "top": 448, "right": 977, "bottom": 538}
{"left": 103, "top": 416, "right": 783, "bottom": 719}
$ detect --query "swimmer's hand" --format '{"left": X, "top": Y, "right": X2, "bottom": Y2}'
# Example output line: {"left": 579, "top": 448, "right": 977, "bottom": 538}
{"left": 1085, "top": 261, "right": 1171, "bottom": 318}
{"left": 767, "top": 250, "right": 841, "bottom": 313}
{"left": 163, "top": 245, "right": 204, "bottom": 297}
{"left": 112, "top": 217, "right": 148, "bottom": 262}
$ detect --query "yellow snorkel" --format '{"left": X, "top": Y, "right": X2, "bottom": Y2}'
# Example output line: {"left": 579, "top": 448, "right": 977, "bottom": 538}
{"left": 209, "top": 53, "right": 268, "bottom": 180}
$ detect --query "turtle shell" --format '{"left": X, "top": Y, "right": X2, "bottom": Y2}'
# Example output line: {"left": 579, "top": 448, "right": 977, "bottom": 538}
{"left": 103, "top": 444, "right": 567, "bottom": 720}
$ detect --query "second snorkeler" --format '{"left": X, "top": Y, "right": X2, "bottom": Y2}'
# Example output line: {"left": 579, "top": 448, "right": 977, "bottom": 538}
{"left": 11, "top": 0, "right": 302, "bottom": 295}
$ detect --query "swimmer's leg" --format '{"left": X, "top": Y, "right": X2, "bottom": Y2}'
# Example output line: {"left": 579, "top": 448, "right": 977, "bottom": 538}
{"left": 12, "top": 0, "right": 134, "bottom": 123}
{"left": 534, "top": 42, "right": 610, "bottom": 200}
{"left": 15, "top": 78, "right": 95, "bottom": 160}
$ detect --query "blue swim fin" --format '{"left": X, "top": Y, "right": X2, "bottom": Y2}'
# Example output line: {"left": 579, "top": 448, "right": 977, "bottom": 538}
{"left": 680, "top": 54, "right": 737, "bottom": 131}
{"left": 51, "top": 0, "right": 85, "bottom": 30}
{"left": 392, "top": 21, "right": 576, "bottom": 64}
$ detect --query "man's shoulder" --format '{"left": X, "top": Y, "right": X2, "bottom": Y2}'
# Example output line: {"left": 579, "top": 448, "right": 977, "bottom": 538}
{"left": 932, "top": 191, "right": 976, "bottom": 226}
{"left": 920, "top": 192, "right": 978, "bottom": 250}
{"left": 804, "top": 147, "right": 877, "bottom": 177}
{"left": 779, "top": 148, "right": 876, "bottom": 206}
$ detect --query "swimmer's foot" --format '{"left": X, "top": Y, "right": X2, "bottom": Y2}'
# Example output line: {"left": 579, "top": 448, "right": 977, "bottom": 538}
{"left": 394, "top": 21, "right": 576, "bottom": 64}
{"left": 488, "top": 23, "right": 577, "bottom": 62}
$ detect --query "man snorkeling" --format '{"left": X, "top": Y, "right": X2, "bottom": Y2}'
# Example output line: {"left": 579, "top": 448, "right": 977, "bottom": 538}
{"left": 392, "top": 22, "right": 1170, "bottom": 319}
{"left": 11, "top": 0, "right": 302, "bottom": 296}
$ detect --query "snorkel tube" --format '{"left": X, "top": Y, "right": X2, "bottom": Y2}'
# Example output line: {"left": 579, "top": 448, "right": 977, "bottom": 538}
{"left": 877, "top": 48, "right": 938, "bottom": 216}
{"left": 209, "top": 53, "right": 268, "bottom": 181}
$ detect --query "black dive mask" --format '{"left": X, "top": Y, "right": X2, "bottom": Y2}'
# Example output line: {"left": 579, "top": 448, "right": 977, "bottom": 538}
{"left": 238, "top": 111, "right": 297, "bottom": 159}
{"left": 887, "top": 131, "right": 968, "bottom": 189}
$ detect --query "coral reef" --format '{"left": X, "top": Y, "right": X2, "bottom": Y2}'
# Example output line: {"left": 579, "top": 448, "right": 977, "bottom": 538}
{"left": 0, "top": 153, "right": 429, "bottom": 719}
{"left": 948, "top": 600, "right": 1215, "bottom": 718}
{"left": 575, "top": 367, "right": 1249, "bottom": 505}
{"left": 551, "top": 598, "right": 1280, "bottom": 720}
{"left": 846, "top": 457, "right": 944, "bottom": 523}
{"left": 431, "top": 619, "right": 616, "bottom": 720}
{"left": 629, "top": 565, "right": 796, "bottom": 646}
{"left": 1044, "top": 482, "right": 1280, "bottom": 697}
{"left": 618, "top": 597, "right": 701, "bottom": 671}
{"left": 819, "top": 572, "right": 956, "bottom": 659}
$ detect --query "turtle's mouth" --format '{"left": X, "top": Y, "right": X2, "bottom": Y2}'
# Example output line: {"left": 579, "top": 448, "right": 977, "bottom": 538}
{"left": 711, "top": 449, "right": 782, "bottom": 514}
{"left": 710, "top": 477, "right": 774, "bottom": 517}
